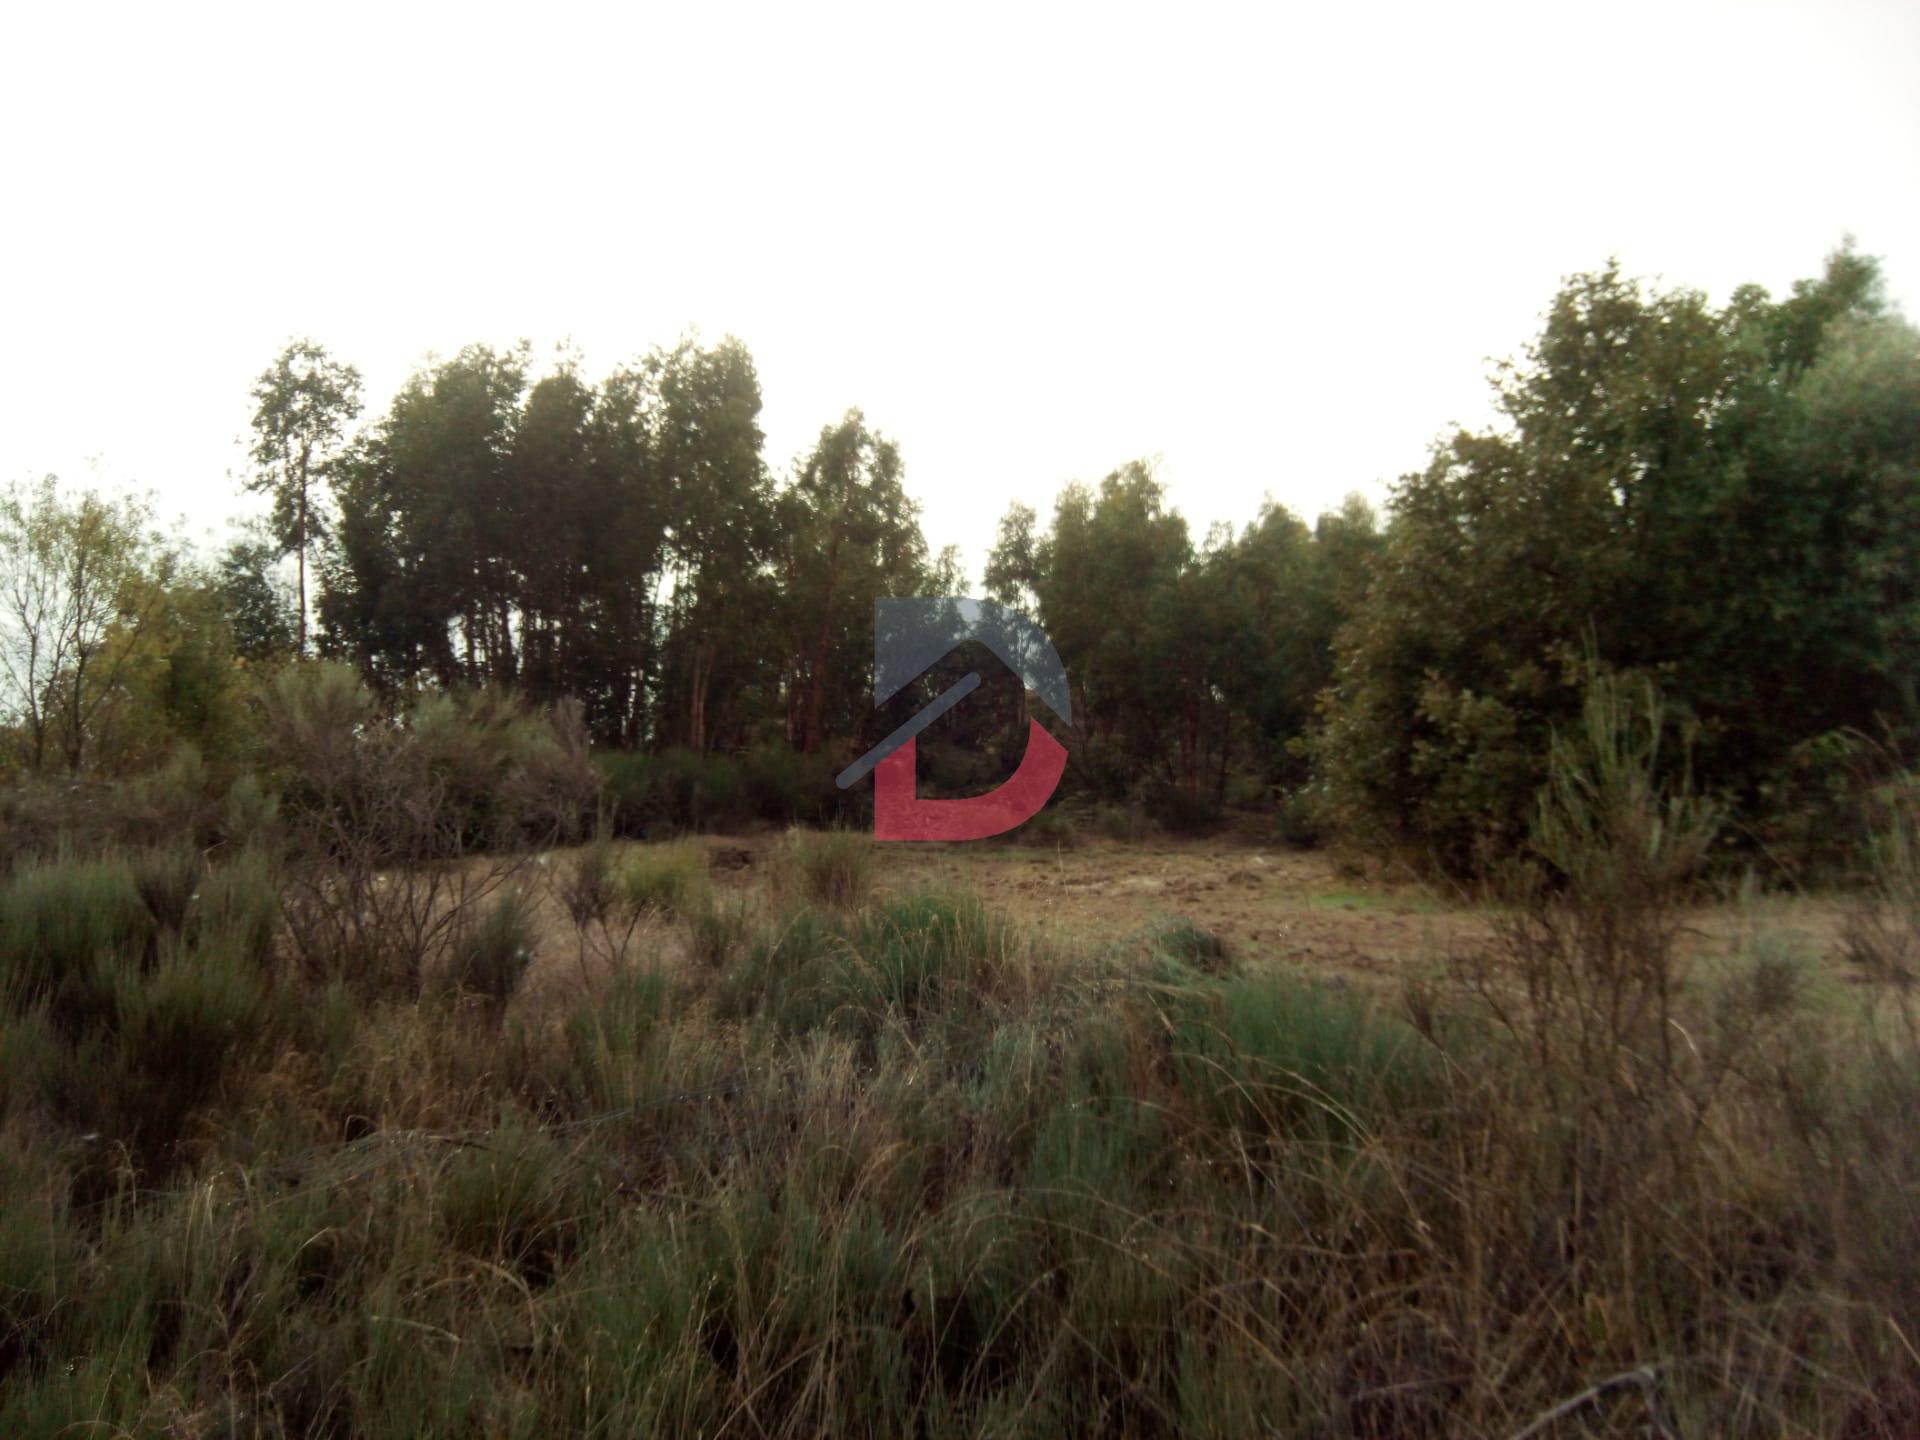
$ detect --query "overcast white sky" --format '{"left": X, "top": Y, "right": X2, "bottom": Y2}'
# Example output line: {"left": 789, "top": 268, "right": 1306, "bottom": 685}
{"left": 2, "top": 1, "right": 1915, "bottom": 579}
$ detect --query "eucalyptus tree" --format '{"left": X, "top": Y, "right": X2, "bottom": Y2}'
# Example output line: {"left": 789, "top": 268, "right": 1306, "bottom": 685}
{"left": 780, "top": 410, "right": 928, "bottom": 754}
{"left": 247, "top": 340, "right": 363, "bottom": 655}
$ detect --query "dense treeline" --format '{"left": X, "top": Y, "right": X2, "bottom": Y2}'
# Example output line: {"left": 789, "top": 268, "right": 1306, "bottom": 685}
{"left": 3, "top": 245, "right": 1917, "bottom": 870}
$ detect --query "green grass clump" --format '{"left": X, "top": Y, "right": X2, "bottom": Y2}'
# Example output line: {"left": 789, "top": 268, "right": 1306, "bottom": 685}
{"left": 1158, "top": 970, "right": 1429, "bottom": 1145}
{"left": 1147, "top": 915, "right": 1234, "bottom": 974}
{"left": 442, "top": 889, "right": 539, "bottom": 1007}
{"left": 620, "top": 840, "right": 711, "bottom": 917}
{"left": 723, "top": 892, "right": 1023, "bottom": 1052}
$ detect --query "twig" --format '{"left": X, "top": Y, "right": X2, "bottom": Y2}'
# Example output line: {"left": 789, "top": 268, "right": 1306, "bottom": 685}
{"left": 1507, "top": 1364, "right": 1664, "bottom": 1440}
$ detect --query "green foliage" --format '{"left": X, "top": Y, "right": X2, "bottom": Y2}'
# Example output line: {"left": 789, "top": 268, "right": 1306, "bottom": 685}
{"left": 987, "top": 467, "right": 1380, "bottom": 816}
{"left": 779, "top": 410, "right": 930, "bottom": 754}
{"left": 741, "top": 741, "right": 835, "bottom": 823}
{"left": 0, "top": 476, "right": 173, "bottom": 773}
{"left": 190, "top": 845, "right": 280, "bottom": 958}
{"left": 1013, "top": 806, "right": 1076, "bottom": 848}
{"left": 1314, "top": 248, "right": 1920, "bottom": 872}
{"left": 216, "top": 523, "right": 299, "bottom": 662}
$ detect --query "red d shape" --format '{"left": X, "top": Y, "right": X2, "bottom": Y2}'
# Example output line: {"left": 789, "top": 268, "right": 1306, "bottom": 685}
{"left": 873, "top": 720, "right": 1068, "bottom": 841}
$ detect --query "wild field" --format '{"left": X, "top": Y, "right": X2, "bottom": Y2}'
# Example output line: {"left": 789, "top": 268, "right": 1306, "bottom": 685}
{"left": 3, "top": 691, "right": 1919, "bottom": 1438}
{"left": 3, "top": 253, "right": 1920, "bottom": 1436}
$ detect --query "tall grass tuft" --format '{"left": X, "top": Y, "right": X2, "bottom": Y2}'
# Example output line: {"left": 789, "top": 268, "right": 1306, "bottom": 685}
{"left": 442, "top": 889, "right": 539, "bottom": 1009}
{"left": 769, "top": 828, "right": 873, "bottom": 910}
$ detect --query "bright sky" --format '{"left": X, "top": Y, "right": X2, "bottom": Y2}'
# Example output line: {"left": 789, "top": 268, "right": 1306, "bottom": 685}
{"left": 2, "top": 2, "right": 1915, "bottom": 580}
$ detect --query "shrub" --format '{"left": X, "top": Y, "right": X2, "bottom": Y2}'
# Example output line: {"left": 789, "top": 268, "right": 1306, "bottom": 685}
{"left": 218, "top": 772, "right": 281, "bottom": 853}
{"left": 559, "top": 829, "right": 622, "bottom": 931}
{"left": 650, "top": 747, "right": 744, "bottom": 832}
{"left": 1089, "top": 800, "right": 1149, "bottom": 843}
{"left": 594, "top": 750, "right": 657, "bottom": 836}
{"left": 266, "top": 670, "right": 578, "bottom": 999}
{"left": 1842, "top": 772, "right": 1920, "bottom": 984}
{"left": 26, "top": 936, "right": 274, "bottom": 1182}
{"left": 188, "top": 847, "right": 280, "bottom": 961}
{"left": 131, "top": 843, "right": 201, "bottom": 938}
{"left": 1014, "top": 808, "right": 1076, "bottom": 849}
{"left": 0, "top": 857, "right": 153, "bottom": 1032}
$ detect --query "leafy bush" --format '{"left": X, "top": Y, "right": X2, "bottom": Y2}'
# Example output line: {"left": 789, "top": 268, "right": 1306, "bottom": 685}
{"left": 1088, "top": 800, "right": 1149, "bottom": 843}
{"left": 266, "top": 667, "right": 584, "bottom": 998}
{"left": 597, "top": 746, "right": 754, "bottom": 833}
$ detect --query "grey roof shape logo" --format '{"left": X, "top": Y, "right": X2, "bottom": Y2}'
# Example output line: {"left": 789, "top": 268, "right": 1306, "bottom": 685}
{"left": 873, "top": 598, "right": 1071, "bottom": 723}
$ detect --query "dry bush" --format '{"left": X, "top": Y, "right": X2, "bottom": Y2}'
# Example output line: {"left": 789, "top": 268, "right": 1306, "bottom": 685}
{"left": 264, "top": 664, "right": 596, "bottom": 999}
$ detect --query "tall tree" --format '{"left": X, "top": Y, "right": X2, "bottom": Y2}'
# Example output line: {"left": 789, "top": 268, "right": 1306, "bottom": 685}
{"left": 652, "top": 338, "right": 773, "bottom": 753}
{"left": 248, "top": 340, "right": 363, "bottom": 656}
{"left": 781, "top": 410, "right": 928, "bottom": 754}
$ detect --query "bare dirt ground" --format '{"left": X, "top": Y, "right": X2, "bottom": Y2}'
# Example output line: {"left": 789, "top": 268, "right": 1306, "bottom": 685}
{"left": 551, "top": 831, "right": 1861, "bottom": 996}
